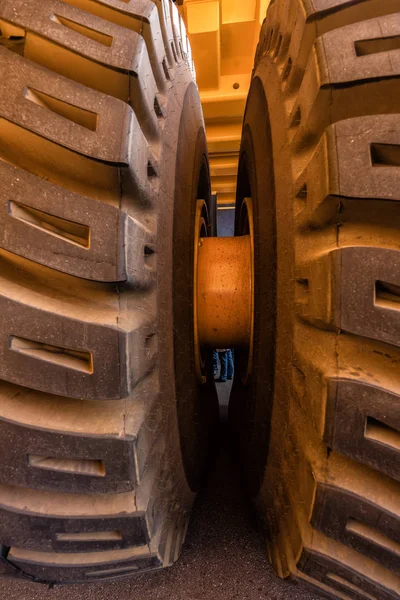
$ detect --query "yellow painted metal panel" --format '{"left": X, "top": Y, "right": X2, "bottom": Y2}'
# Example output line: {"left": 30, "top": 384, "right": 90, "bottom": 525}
{"left": 186, "top": 0, "right": 219, "bottom": 33}
{"left": 220, "top": 21, "right": 257, "bottom": 76}
{"left": 210, "top": 155, "right": 239, "bottom": 177}
{"left": 221, "top": 0, "right": 257, "bottom": 24}
{"left": 200, "top": 73, "right": 250, "bottom": 103}
{"left": 191, "top": 32, "right": 220, "bottom": 89}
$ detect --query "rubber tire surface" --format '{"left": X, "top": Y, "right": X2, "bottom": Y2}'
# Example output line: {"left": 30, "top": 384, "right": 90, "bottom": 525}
{"left": 0, "top": 0, "right": 217, "bottom": 584}
{"left": 231, "top": 1, "right": 400, "bottom": 599}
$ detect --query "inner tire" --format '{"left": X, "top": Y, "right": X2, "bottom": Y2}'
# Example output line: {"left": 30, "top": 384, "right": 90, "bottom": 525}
{"left": 231, "top": 1, "right": 400, "bottom": 599}
{"left": 0, "top": 0, "right": 217, "bottom": 584}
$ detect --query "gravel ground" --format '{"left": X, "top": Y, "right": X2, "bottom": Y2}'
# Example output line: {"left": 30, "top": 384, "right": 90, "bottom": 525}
{"left": 0, "top": 383, "right": 318, "bottom": 600}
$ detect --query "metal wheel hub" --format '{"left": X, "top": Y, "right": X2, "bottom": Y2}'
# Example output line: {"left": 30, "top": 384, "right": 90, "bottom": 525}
{"left": 194, "top": 198, "right": 254, "bottom": 383}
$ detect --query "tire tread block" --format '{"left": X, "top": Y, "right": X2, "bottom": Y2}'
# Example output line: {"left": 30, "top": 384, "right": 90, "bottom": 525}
{"left": 0, "top": 46, "right": 132, "bottom": 164}
{"left": 313, "top": 483, "right": 400, "bottom": 573}
{"left": 0, "top": 507, "right": 148, "bottom": 554}
{"left": 0, "top": 162, "right": 126, "bottom": 282}
{"left": 0, "top": 419, "right": 138, "bottom": 493}
{"left": 334, "top": 246, "right": 400, "bottom": 348}
{"left": 6, "top": 545, "right": 161, "bottom": 583}
{"left": 290, "top": 14, "right": 400, "bottom": 149}
{"left": 325, "top": 379, "right": 400, "bottom": 482}
{"left": 0, "top": 294, "right": 156, "bottom": 400}
{"left": 299, "top": 548, "right": 399, "bottom": 600}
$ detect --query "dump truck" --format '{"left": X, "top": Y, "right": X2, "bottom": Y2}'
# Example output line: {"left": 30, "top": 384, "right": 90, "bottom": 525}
{"left": 0, "top": 0, "right": 399, "bottom": 598}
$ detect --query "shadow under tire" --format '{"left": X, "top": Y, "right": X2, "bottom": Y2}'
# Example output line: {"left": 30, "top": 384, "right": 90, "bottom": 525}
{"left": 231, "top": 1, "right": 400, "bottom": 598}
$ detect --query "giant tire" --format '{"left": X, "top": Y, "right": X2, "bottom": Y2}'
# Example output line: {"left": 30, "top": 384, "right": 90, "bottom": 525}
{"left": 0, "top": 0, "right": 218, "bottom": 584}
{"left": 231, "top": 1, "right": 400, "bottom": 598}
